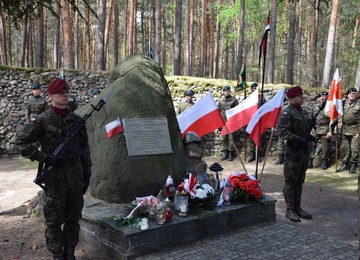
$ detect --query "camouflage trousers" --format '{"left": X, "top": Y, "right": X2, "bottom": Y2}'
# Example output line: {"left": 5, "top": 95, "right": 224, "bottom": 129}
{"left": 277, "top": 136, "right": 285, "bottom": 155}
{"left": 339, "top": 134, "right": 359, "bottom": 164}
{"left": 221, "top": 133, "right": 234, "bottom": 152}
{"left": 43, "top": 181, "right": 84, "bottom": 256}
{"left": 283, "top": 145, "right": 309, "bottom": 209}
{"left": 310, "top": 134, "right": 331, "bottom": 161}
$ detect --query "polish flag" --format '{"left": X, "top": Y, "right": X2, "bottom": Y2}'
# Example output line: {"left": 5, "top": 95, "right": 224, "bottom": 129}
{"left": 246, "top": 87, "right": 286, "bottom": 147}
{"left": 221, "top": 88, "right": 258, "bottom": 135}
{"left": 105, "top": 118, "right": 123, "bottom": 138}
{"left": 177, "top": 93, "right": 225, "bottom": 138}
{"left": 324, "top": 68, "right": 343, "bottom": 125}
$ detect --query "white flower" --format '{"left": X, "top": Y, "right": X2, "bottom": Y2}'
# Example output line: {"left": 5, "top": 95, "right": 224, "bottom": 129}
{"left": 195, "top": 184, "right": 215, "bottom": 199}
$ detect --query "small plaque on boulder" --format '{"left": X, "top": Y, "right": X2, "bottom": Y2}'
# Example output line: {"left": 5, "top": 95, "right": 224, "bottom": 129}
{"left": 122, "top": 118, "right": 173, "bottom": 156}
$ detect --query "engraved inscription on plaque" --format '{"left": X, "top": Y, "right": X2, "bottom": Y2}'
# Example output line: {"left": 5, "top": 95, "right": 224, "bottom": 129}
{"left": 122, "top": 118, "right": 173, "bottom": 156}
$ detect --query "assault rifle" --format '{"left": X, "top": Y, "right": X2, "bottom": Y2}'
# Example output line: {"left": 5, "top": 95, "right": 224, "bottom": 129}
{"left": 294, "top": 101, "right": 326, "bottom": 160}
{"left": 34, "top": 92, "right": 111, "bottom": 190}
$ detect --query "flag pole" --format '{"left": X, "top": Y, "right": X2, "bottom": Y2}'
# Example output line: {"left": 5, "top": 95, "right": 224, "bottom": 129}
{"left": 224, "top": 125, "right": 248, "bottom": 174}
{"left": 335, "top": 125, "right": 339, "bottom": 171}
{"left": 259, "top": 128, "right": 275, "bottom": 182}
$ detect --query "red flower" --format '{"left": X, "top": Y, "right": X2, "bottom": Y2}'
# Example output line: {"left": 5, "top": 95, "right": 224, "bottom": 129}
{"left": 252, "top": 187, "right": 262, "bottom": 199}
{"left": 230, "top": 177, "right": 240, "bottom": 188}
{"left": 246, "top": 180, "right": 259, "bottom": 190}
{"left": 238, "top": 174, "right": 249, "bottom": 181}
{"left": 239, "top": 181, "right": 247, "bottom": 190}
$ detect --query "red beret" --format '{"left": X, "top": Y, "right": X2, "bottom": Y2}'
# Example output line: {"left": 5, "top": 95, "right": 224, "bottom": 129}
{"left": 47, "top": 79, "right": 68, "bottom": 94}
{"left": 287, "top": 85, "right": 302, "bottom": 99}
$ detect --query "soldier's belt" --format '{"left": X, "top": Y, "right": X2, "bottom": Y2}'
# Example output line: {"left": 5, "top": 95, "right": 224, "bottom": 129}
{"left": 318, "top": 123, "right": 329, "bottom": 126}
{"left": 343, "top": 122, "right": 358, "bottom": 126}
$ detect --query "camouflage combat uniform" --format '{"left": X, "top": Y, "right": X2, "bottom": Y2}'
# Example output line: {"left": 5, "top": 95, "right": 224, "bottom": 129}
{"left": 177, "top": 100, "right": 194, "bottom": 115}
{"left": 277, "top": 104, "right": 311, "bottom": 210}
{"left": 67, "top": 95, "right": 78, "bottom": 112}
{"left": 310, "top": 101, "right": 331, "bottom": 163}
{"left": 339, "top": 99, "right": 360, "bottom": 165}
{"left": 218, "top": 95, "right": 239, "bottom": 152}
{"left": 25, "top": 95, "right": 49, "bottom": 122}
{"left": 16, "top": 107, "right": 92, "bottom": 258}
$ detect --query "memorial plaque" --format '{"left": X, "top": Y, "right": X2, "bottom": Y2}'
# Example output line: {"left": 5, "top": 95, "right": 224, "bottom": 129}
{"left": 122, "top": 118, "right": 173, "bottom": 156}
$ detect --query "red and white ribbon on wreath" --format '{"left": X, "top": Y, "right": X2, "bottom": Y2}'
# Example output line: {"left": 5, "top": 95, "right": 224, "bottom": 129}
{"left": 183, "top": 172, "right": 198, "bottom": 199}
{"left": 125, "top": 195, "right": 161, "bottom": 219}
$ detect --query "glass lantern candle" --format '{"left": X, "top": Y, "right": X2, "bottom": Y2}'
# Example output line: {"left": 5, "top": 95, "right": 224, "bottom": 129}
{"left": 156, "top": 210, "right": 166, "bottom": 224}
{"left": 222, "top": 181, "right": 231, "bottom": 206}
{"left": 178, "top": 196, "right": 189, "bottom": 217}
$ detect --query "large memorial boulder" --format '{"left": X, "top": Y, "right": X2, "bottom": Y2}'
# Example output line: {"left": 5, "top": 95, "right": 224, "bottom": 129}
{"left": 77, "top": 54, "right": 185, "bottom": 203}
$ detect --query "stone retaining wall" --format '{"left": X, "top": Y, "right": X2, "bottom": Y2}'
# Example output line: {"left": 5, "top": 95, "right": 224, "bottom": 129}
{"left": 0, "top": 68, "right": 317, "bottom": 157}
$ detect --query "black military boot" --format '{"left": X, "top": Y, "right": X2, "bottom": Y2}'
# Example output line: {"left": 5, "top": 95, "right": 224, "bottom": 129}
{"left": 295, "top": 207, "right": 312, "bottom": 219}
{"left": 220, "top": 150, "right": 228, "bottom": 161}
{"left": 349, "top": 163, "right": 357, "bottom": 174}
{"left": 275, "top": 154, "right": 284, "bottom": 165}
{"left": 337, "top": 163, "right": 347, "bottom": 172}
{"left": 321, "top": 159, "right": 328, "bottom": 170}
{"left": 228, "top": 151, "right": 234, "bottom": 161}
{"left": 307, "top": 158, "right": 313, "bottom": 169}
{"left": 247, "top": 152, "right": 255, "bottom": 162}
{"left": 285, "top": 208, "right": 301, "bottom": 222}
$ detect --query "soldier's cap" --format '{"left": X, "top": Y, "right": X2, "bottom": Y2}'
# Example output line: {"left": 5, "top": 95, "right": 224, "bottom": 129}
{"left": 223, "top": 86, "right": 231, "bottom": 91}
{"left": 346, "top": 88, "right": 357, "bottom": 95}
{"left": 287, "top": 85, "right": 302, "bottom": 99}
{"left": 320, "top": 91, "right": 328, "bottom": 96}
{"left": 185, "top": 90, "right": 194, "bottom": 96}
{"left": 92, "top": 89, "right": 101, "bottom": 95}
{"left": 47, "top": 78, "right": 69, "bottom": 94}
{"left": 31, "top": 83, "right": 41, "bottom": 90}
{"left": 251, "top": 82, "right": 259, "bottom": 88}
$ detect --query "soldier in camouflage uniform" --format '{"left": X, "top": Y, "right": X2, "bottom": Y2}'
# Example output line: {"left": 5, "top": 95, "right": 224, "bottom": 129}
{"left": 25, "top": 83, "right": 49, "bottom": 122}
{"left": 308, "top": 92, "right": 333, "bottom": 170}
{"left": 218, "top": 85, "right": 239, "bottom": 161}
{"left": 177, "top": 89, "right": 195, "bottom": 116}
{"left": 16, "top": 79, "right": 92, "bottom": 260}
{"left": 277, "top": 86, "right": 314, "bottom": 222}
{"left": 67, "top": 94, "right": 78, "bottom": 112}
{"left": 337, "top": 88, "right": 360, "bottom": 174}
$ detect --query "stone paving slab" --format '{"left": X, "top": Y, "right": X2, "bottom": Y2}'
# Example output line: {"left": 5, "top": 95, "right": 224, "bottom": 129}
{"left": 134, "top": 222, "right": 357, "bottom": 260}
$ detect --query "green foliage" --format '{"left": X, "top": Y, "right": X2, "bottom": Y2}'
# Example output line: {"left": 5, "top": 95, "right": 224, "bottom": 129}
{"left": 1, "top": 0, "right": 97, "bottom": 27}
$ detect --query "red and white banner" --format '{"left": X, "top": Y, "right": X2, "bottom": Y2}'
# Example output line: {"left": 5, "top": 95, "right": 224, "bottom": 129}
{"left": 324, "top": 68, "right": 343, "bottom": 125}
{"left": 105, "top": 118, "right": 123, "bottom": 139}
{"left": 246, "top": 87, "right": 286, "bottom": 147}
{"left": 221, "top": 88, "right": 258, "bottom": 135}
{"left": 177, "top": 93, "right": 225, "bottom": 138}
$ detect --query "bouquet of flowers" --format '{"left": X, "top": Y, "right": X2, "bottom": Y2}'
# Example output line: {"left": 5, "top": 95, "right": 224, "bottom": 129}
{"left": 218, "top": 172, "right": 263, "bottom": 205}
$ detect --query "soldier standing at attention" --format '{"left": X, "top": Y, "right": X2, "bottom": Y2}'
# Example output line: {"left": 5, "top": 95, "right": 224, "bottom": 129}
{"left": 177, "top": 89, "right": 195, "bottom": 115}
{"left": 25, "top": 83, "right": 49, "bottom": 123}
{"left": 308, "top": 92, "right": 333, "bottom": 170}
{"left": 16, "top": 78, "right": 92, "bottom": 260}
{"left": 218, "top": 85, "right": 238, "bottom": 161}
{"left": 337, "top": 88, "right": 360, "bottom": 174}
{"left": 277, "top": 85, "right": 314, "bottom": 222}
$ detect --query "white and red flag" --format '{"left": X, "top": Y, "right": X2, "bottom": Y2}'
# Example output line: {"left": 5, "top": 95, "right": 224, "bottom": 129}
{"left": 246, "top": 86, "right": 286, "bottom": 147}
{"left": 105, "top": 118, "right": 123, "bottom": 139}
{"left": 177, "top": 93, "right": 225, "bottom": 138}
{"left": 324, "top": 68, "right": 343, "bottom": 124}
{"left": 221, "top": 88, "right": 258, "bottom": 135}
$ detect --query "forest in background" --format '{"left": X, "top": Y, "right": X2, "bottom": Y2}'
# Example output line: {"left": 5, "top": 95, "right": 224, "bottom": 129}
{"left": 0, "top": 0, "right": 359, "bottom": 91}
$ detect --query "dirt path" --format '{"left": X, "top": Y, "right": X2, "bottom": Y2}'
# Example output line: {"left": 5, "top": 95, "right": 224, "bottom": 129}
{"left": 0, "top": 155, "right": 358, "bottom": 259}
